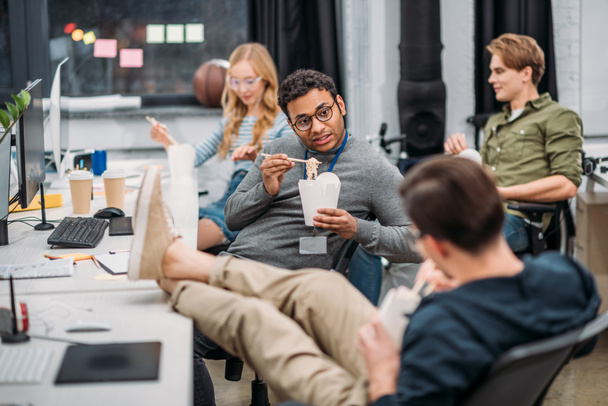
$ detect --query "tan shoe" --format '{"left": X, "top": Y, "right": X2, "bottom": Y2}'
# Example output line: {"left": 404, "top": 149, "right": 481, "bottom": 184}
{"left": 128, "top": 166, "right": 181, "bottom": 280}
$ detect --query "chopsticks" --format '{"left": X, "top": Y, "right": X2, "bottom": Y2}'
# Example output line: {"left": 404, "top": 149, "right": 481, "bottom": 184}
{"left": 412, "top": 278, "right": 438, "bottom": 297}
{"left": 145, "top": 116, "right": 178, "bottom": 145}
{"left": 260, "top": 153, "right": 320, "bottom": 164}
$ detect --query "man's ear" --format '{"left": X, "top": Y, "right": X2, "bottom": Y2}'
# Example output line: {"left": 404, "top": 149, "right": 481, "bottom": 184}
{"left": 336, "top": 94, "right": 346, "bottom": 116}
{"left": 286, "top": 118, "right": 297, "bottom": 133}
{"left": 425, "top": 235, "right": 450, "bottom": 260}
{"left": 521, "top": 66, "right": 533, "bottom": 83}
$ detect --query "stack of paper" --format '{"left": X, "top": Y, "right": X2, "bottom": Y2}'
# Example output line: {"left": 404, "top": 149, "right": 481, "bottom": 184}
{"left": 94, "top": 252, "right": 129, "bottom": 275}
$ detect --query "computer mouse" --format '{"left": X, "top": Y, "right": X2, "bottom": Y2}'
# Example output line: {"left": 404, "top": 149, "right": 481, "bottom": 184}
{"left": 65, "top": 320, "right": 112, "bottom": 333}
{"left": 94, "top": 207, "right": 125, "bottom": 218}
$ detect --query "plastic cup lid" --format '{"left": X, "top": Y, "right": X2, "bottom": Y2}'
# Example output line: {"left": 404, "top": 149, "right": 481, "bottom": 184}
{"left": 68, "top": 170, "right": 93, "bottom": 180}
{"left": 102, "top": 169, "right": 126, "bottom": 179}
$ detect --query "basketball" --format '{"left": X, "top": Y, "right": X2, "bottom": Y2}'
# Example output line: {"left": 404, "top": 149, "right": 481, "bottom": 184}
{"left": 192, "top": 60, "right": 229, "bottom": 108}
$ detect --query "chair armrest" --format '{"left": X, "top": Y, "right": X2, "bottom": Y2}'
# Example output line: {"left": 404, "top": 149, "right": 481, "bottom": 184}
{"left": 331, "top": 240, "right": 359, "bottom": 275}
{"left": 506, "top": 203, "right": 556, "bottom": 214}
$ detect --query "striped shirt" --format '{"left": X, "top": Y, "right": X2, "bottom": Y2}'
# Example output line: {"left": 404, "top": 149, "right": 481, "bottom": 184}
{"left": 193, "top": 111, "right": 293, "bottom": 174}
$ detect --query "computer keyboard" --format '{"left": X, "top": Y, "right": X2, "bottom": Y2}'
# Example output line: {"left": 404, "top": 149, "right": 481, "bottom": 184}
{"left": 47, "top": 217, "right": 109, "bottom": 248}
{"left": 0, "top": 347, "right": 53, "bottom": 384}
{"left": 0, "top": 258, "right": 74, "bottom": 280}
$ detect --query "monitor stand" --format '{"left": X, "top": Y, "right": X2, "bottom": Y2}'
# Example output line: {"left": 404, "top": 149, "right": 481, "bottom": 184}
{"left": 0, "top": 219, "right": 7, "bottom": 246}
{"left": 34, "top": 183, "right": 55, "bottom": 231}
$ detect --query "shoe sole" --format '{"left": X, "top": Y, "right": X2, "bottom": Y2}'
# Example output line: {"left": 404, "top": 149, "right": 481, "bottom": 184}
{"left": 128, "top": 166, "right": 159, "bottom": 280}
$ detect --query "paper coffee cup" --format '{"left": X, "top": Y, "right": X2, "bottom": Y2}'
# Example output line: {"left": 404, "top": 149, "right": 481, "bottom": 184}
{"left": 102, "top": 169, "right": 127, "bottom": 210}
{"left": 167, "top": 144, "right": 196, "bottom": 183}
{"left": 298, "top": 172, "right": 341, "bottom": 226}
{"left": 68, "top": 170, "right": 93, "bottom": 214}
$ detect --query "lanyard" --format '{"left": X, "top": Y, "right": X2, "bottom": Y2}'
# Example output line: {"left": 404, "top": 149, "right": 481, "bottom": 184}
{"left": 303, "top": 131, "right": 349, "bottom": 179}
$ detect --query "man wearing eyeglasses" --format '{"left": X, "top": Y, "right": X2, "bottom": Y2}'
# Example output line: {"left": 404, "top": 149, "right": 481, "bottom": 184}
{"left": 223, "top": 69, "right": 421, "bottom": 271}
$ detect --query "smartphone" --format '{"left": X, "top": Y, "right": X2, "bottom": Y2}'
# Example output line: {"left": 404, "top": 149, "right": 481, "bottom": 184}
{"left": 109, "top": 216, "right": 133, "bottom": 236}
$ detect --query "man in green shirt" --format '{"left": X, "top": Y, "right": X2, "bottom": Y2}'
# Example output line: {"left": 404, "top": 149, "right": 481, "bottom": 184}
{"left": 445, "top": 33, "right": 583, "bottom": 252}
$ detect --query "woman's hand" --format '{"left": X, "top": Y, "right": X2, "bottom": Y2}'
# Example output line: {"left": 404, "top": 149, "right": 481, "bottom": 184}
{"left": 150, "top": 122, "right": 175, "bottom": 149}
{"left": 232, "top": 145, "right": 259, "bottom": 161}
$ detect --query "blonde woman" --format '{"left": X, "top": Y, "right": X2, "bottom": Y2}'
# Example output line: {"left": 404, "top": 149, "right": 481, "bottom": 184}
{"left": 150, "top": 43, "right": 293, "bottom": 251}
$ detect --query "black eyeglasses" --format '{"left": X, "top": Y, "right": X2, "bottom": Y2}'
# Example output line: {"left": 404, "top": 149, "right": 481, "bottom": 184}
{"left": 290, "top": 98, "right": 337, "bottom": 132}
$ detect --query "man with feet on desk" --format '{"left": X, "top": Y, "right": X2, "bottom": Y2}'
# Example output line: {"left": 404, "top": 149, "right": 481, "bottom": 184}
{"left": 445, "top": 33, "right": 583, "bottom": 253}
{"left": 127, "top": 156, "right": 599, "bottom": 406}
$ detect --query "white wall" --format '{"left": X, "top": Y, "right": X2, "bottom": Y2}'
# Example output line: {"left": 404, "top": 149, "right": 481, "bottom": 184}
{"left": 367, "top": 0, "right": 401, "bottom": 141}
{"left": 341, "top": 0, "right": 402, "bottom": 143}
{"left": 440, "top": 0, "right": 475, "bottom": 145}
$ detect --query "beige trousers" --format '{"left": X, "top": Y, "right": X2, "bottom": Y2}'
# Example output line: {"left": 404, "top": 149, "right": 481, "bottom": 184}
{"left": 169, "top": 255, "right": 375, "bottom": 406}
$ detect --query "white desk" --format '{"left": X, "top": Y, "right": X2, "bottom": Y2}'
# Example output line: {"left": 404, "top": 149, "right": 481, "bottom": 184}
{"left": 0, "top": 290, "right": 192, "bottom": 406}
{"left": 0, "top": 159, "right": 198, "bottom": 406}
{"left": 0, "top": 162, "right": 198, "bottom": 295}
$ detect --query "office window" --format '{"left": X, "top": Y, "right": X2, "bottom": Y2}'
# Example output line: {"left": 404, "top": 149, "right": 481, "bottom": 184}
{"left": 47, "top": 0, "right": 248, "bottom": 100}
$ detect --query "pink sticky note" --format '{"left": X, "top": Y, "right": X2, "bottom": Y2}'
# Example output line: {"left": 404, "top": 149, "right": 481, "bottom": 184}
{"left": 93, "top": 39, "right": 117, "bottom": 58}
{"left": 120, "top": 49, "right": 144, "bottom": 68}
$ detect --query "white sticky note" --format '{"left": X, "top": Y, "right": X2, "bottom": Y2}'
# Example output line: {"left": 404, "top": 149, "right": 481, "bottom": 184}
{"left": 166, "top": 24, "right": 184, "bottom": 43}
{"left": 146, "top": 24, "right": 165, "bottom": 44}
{"left": 93, "top": 39, "right": 117, "bottom": 58}
{"left": 185, "top": 23, "right": 204, "bottom": 43}
{"left": 120, "top": 49, "right": 144, "bottom": 68}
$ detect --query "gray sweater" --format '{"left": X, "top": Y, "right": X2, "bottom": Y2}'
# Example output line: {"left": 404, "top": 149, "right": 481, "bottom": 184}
{"left": 225, "top": 133, "right": 422, "bottom": 270}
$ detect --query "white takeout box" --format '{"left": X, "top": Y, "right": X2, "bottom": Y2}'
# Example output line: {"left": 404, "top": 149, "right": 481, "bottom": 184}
{"left": 298, "top": 172, "right": 341, "bottom": 226}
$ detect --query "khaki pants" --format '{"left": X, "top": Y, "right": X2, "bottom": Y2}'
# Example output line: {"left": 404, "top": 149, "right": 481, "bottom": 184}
{"left": 169, "top": 255, "right": 375, "bottom": 406}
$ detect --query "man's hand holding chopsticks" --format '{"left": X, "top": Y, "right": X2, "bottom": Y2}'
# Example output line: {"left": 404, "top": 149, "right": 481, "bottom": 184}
{"left": 260, "top": 153, "right": 295, "bottom": 196}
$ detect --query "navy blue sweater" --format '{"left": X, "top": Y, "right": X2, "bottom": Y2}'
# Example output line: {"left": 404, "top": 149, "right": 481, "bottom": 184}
{"left": 375, "top": 252, "right": 601, "bottom": 405}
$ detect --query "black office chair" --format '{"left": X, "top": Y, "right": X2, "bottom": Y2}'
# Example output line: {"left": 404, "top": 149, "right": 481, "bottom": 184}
{"left": 460, "top": 311, "right": 608, "bottom": 406}
{"left": 506, "top": 200, "right": 575, "bottom": 256}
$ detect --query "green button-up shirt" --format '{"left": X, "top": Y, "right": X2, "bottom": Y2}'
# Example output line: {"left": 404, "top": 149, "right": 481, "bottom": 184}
{"left": 481, "top": 93, "right": 583, "bottom": 221}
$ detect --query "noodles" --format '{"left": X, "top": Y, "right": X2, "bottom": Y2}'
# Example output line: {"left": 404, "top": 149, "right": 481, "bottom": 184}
{"left": 305, "top": 157, "right": 321, "bottom": 180}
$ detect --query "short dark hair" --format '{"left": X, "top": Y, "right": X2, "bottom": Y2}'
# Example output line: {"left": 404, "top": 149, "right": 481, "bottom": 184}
{"left": 399, "top": 156, "right": 504, "bottom": 254}
{"left": 277, "top": 69, "right": 338, "bottom": 118}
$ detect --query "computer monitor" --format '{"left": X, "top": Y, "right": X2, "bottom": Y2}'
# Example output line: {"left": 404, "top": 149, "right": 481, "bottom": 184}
{"left": 46, "top": 57, "right": 69, "bottom": 177}
{"left": 15, "top": 78, "right": 46, "bottom": 209}
{"left": 0, "top": 130, "right": 10, "bottom": 244}
{"left": 0, "top": 127, "right": 10, "bottom": 221}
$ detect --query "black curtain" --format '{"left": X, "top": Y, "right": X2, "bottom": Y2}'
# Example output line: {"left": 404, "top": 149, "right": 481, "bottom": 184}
{"left": 247, "top": 0, "right": 342, "bottom": 93}
{"left": 475, "top": 0, "right": 558, "bottom": 115}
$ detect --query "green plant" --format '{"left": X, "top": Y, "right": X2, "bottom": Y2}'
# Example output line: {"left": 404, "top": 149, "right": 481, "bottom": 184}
{"left": 0, "top": 90, "right": 32, "bottom": 146}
